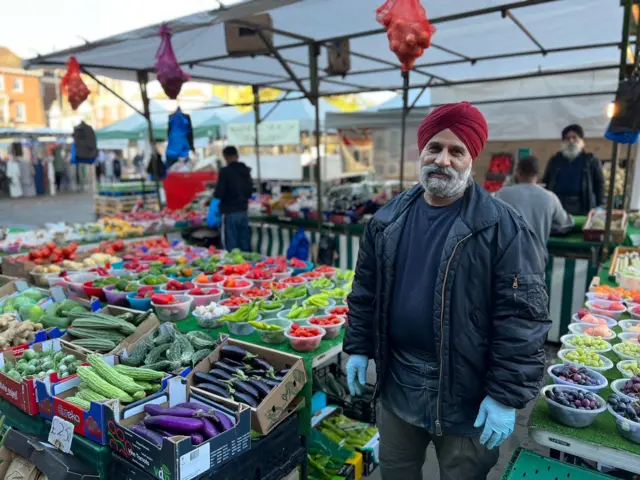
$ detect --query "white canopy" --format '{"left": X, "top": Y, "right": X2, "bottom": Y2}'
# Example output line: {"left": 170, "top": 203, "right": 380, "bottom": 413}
{"left": 23, "top": 0, "right": 624, "bottom": 98}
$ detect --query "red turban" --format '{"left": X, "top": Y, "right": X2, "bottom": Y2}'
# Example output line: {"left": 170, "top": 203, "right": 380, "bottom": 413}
{"left": 417, "top": 102, "right": 488, "bottom": 159}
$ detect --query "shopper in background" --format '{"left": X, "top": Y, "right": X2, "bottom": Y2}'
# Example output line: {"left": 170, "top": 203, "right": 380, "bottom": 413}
{"left": 211, "top": 146, "right": 253, "bottom": 252}
{"left": 542, "top": 124, "right": 604, "bottom": 215}
{"left": 53, "top": 145, "right": 67, "bottom": 192}
{"left": 496, "top": 156, "right": 574, "bottom": 261}
{"left": 343, "top": 102, "right": 550, "bottom": 480}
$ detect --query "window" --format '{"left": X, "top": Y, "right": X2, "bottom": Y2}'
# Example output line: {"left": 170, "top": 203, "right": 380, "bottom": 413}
{"left": 12, "top": 78, "right": 23, "bottom": 93}
{"left": 14, "top": 103, "right": 26, "bottom": 122}
{"left": 0, "top": 100, "right": 7, "bottom": 123}
{"left": 0, "top": 76, "right": 4, "bottom": 91}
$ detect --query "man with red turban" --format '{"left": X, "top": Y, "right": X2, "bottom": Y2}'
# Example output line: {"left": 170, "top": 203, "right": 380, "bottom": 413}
{"left": 343, "top": 102, "right": 550, "bottom": 480}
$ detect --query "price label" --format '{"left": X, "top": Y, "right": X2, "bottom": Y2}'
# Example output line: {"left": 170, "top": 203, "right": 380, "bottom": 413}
{"left": 90, "top": 297, "right": 102, "bottom": 312}
{"left": 48, "top": 416, "right": 74, "bottom": 453}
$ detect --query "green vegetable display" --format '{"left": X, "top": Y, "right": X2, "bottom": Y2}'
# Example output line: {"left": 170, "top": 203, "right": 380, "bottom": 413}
{"left": 322, "top": 287, "right": 350, "bottom": 298}
{"left": 220, "top": 303, "right": 260, "bottom": 323}
{"left": 275, "top": 285, "right": 306, "bottom": 300}
{"left": 64, "top": 310, "right": 150, "bottom": 352}
{"left": 248, "top": 321, "right": 282, "bottom": 331}
{"left": 2, "top": 348, "right": 83, "bottom": 382}
{"left": 304, "top": 293, "right": 332, "bottom": 308}
{"left": 310, "top": 278, "right": 333, "bottom": 290}
{"left": 285, "top": 303, "right": 317, "bottom": 320}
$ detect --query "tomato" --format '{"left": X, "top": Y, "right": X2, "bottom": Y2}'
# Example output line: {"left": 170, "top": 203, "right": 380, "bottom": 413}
{"left": 283, "top": 276, "right": 305, "bottom": 284}
{"left": 244, "top": 288, "right": 269, "bottom": 297}
{"left": 330, "top": 306, "right": 349, "bottom": 316}
{"left": 220, "top": 297, "right": 250, "bottom": 307}
{"left": 301, "top": 271, "right": 322, "bottom": 279}
{"left": 315, "top": 265, "right": 336, "bottom": 273}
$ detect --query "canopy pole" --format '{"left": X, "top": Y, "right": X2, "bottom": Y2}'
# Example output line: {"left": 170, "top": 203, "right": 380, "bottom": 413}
{"left": 399, "top": 71, "right": 409, "bottom": 191}
{"left": 602, "top": 0, "right": 631, "bottom": 260}
{"left": 622, "top": 143, "right": 633, "bottom": 209}
{"left": 310, "top": 42, "right": 323, "bottom": 234}
{"left": 137, "top": 71, "right": 161, "bottom": 210}
{"left": 252, "top": 85, "right": 262, "bottom": 195}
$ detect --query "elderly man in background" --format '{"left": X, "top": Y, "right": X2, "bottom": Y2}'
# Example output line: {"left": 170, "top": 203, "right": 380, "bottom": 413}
{"left": 343, "top": 102, "right": 551, "bottom": 480}
{"left": 542, "top": 124, "right": 604, "bottom": 216}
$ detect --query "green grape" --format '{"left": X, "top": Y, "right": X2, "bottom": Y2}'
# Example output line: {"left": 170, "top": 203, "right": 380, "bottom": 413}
{"left": 616, "top": 342, "right": 640, "bottom": 359}
{"left": 564, "top": 348, "right": 605, "bottom": 367}
{"left": 567, "top": 335, "right": 610, "bottom": 350}
{"left": 620, "top": 361, "right": 640, "bottom": 376}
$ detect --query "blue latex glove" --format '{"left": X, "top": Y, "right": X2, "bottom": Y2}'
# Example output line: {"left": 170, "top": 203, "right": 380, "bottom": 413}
{"left": 473, "top": 396, "right": 515, "bottom": 450}
{"left": 207, "top": 198, "right": 221, "bottom": 228}
{"left": 346, "top": 355, "right": 368, "bottom": 396}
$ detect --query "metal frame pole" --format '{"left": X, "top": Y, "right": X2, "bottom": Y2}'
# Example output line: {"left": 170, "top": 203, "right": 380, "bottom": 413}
{"left": 310, "top": 43, "right": 323, "bottom": 233}
{"left": 252, "top": 85, "right": 263, "bottom": 195}
{"left": 399, "top": 71, "right": 409, "bottom": 191}
{"left": 602, "top": 0, "right": 632, "bottom": 259}
{"left": 137, "top": 70, "right": 162, "bottom": 210}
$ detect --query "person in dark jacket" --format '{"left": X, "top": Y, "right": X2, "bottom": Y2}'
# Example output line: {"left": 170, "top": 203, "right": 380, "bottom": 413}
{"left": 212, "top": 146, "right": 253, "bottom": 251}
{"left": 343, "top": 102, "right": 551, "bottom": 480}
{"left": 542, "top": 124, "right": 605, "bottom": 215}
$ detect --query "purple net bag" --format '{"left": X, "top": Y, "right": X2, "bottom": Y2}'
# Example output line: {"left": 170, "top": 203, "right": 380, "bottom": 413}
{"left": 155, "top": 24, "right": 190, "bottom": 99}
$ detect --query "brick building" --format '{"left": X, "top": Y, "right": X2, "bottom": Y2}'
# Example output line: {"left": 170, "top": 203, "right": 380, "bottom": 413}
{"left": 0, "top": 47, "right": 46, "bottom": 128}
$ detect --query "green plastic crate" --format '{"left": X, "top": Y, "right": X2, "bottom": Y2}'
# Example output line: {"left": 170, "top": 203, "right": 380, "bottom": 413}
{"left": 0, "top": 399, "right": 48, "bottom": 437}
{"left": 502, "top": 448, "right": 616, "bottom": 480}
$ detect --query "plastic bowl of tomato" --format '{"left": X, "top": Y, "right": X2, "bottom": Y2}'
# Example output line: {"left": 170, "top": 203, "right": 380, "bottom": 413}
{"left": 187, "top": 287, "right": 223, "bottom": 307}
{"left": 301, "top": 271, "right": 323, "bottom": 280}
{"left": 307, "top": 315, "right": 345, "bottom": 339}
{"left": 220, "top": 296, "right": 251, "bottom": 312}
{"left": 242, "top": 288, "right": 272, "bottom": 301}
{"left": 244, "top": 269, "right": 275, "bottom": 288}
{"left": 329, "top": 306, "right": 349, "bottom": 317}
{"left": 221, "top": 278, "right": 252, "bottom": 297}
{"left": 282, "top": 276, "right": 306, "bottom": 286}
{"left": 315, "top": 265, "right": 337, "bottom": 279}
{"left": 193, "top": 273, "right": 224, "bottom": 288}
{"left": 285, "top": 324, "right": 326, "bottom": 352}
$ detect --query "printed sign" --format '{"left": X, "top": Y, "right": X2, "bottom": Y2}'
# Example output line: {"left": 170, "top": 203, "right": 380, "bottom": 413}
{"left": 227, "top": 120, "right": 300, "bottom": 146}
{"left": 48, "top": 415, "right": 74, "bottom": 453}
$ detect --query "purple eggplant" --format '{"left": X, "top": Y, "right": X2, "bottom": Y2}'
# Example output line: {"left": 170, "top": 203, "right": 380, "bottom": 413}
{"left": 191, "top": 433, "right": 204, "bottom": 445}
{"left": 196, "top": 383, "right": 232, "bottom": 398}
{"left": 213, "top": 411, "right": 235, "bottom": 432}
{"left": 232, "top": 392, "right": 258, "bottom": 408}
{"left": 231, "top": 379, "right": 260, "bottom": 399}
{"left": 278, "top": 369, "right": 290, "bottom": 377}
{"left": 245, "top": 378, "right": 271, "bottom": 399}
{"left": 214, "top": 362, "right": 244, "bottom": 376}
{"left": 263, "top": 378, "right": 281, "bottom": 388}
{"left": 153, "top": 429, "right": 174, "bottom": 437}
{"left": 208, "top": 368, "right": 234, "bottom": 381}
{"left": 175, "top": 402, "right": 212, "bottom": 412}
{"left": 131, "top": 425, "right": 164, "bottom": 447}
{"left": 249, "top": 358, "right": 272, "bottom": 371}
{"left": 144, "top": 405, "right": 206, "bottom": 418}
{"left": 195, "top": 372, "right": 230, "bottom": 388}
{"left": 200, "top": 417, "right": 220, "bottom": 439}
{"left": 223, "top": 358, "right": 247, "bottom": 369}
{"left": 220, "top": 345, "right": 255, "bottom": 362}
{"left": 246, "top": 369, "right": 268, "bottom": 377}
{"left": 143, "top": 415, "right": 204, "bottom": 433}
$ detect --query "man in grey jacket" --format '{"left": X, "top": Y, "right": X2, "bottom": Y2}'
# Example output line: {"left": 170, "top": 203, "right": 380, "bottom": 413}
{"left": 496, "top": 156, "right": 574, "bottom": 251}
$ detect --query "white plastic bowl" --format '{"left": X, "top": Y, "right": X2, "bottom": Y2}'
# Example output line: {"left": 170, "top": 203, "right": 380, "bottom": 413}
{"left": 257, "top": 301, "right": 285, "bottom": 320}
{"left": 540, "top": 384, "right": 605, "bottom": 428}
{"left": 610, "top": 378, "right": 640, "bottom": 402}
{"left": 557, "top": 348, "right": 614, "bottom": 372}
{"left": 256, "top": 319, "right": 292, "bottom": 344}
{"left": 277, "top": 308, "right": 316, "bottom": 325}
{"left": 546, "top": 364, "right": 608, "bottom": 392}
{"left": 65, "top": 272, "right": 99, "bottom": 298}
{"left": 629, "top": 305, "right": 640, "bottom": 320}
{"left": 560, "top": 334, "right": 611, "bottom": 353}
{"left": 585, "top": 300, "right": 627, "bottom": 320}
{"left": 612, "top": 342, "right": 640, "bottom": 361}
{"left": 585, "top": 291, "right": 621, "bottom": 302}
{"left": 607, "top": 405, "right": 640, "bottom": 444}
{"left": 226, "top": 316, "right": 261, "bottom": 336}
{"left": 567, "top": 322, "right": 617, "bottom": 340}
{"left": 617, "top": 360, "right": 640, "bottom": 379}
{"left": 619, "top": 319, "right": 640, "bottom": 334}
{"left": 285, "top": 326, "right": 326, "bottom": 352}
{"left": 151, "top": 295, "right": 192, "bottom": 322}
{"left": 618, "top": 332, "right": 640, "bottom": 344}
{"left": 221, "top": 282, "right": 252, "bottom": 297}
{"left": 187, "top": 288, "right": 223, "bottom": 308}
{"left": 305, "top": 314, "right": 345, "bottom": 339}
{"left": 272, "top": 268, "right": 293, "bottom": 280}
{"left": 571, "top": 312, "right": 617, "bottom": 327}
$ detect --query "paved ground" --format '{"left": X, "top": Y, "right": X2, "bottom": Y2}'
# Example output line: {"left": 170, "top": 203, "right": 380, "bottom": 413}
{"left": 2, "top": 194, "right": 557, "bottom": 479}
{"left": 0, "top": 192, "right": 96, "bottom": 229}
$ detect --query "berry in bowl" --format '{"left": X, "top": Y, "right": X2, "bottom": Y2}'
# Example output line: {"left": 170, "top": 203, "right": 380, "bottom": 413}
{"left": 611, "top": 377, "right": 640, "bottom": 401}
{"left": 187, "top": 287, "right": 223, "bottom": 307}
{"left": 547, "top": 364, "right": 607, "bottom": 392}
{"left": 328, "top": 305, "right": 349, "bottom": 318}
{"left": 282, "top": 276, "right": 307, "bottom": 286}
{"left": 307, "top": 314, "right": 345, "bottom": 339}
{"left": 161, "top": 278, "right": 194, "bottom": 294}
{"left": 285, "top": 324, "right": 326, "bottom": 352}
{"left": 541, "top": 385, "right": 605, "bottom": 428}
{"left": 585, "top": 300, "right": 627, "bottom": 320}
{"left": 301, "top": 270, "right": 323, "bottom": 280}
{"left": 244, "top": 268, "right": 275, "bottom": 288}
{"left": 242, "top": 287, "right": 272, "bottom": 301}
{"left": 315, "top": 265, "right": 337, "bottom": 279}
{"left": 607, "top": 394, "right": 640, "bottom": 444}
{"left": 221, "top": 278, "right": 252, "bottom": 297}
{"left": 219, "top": 296, "right": 251, "bottom": 312}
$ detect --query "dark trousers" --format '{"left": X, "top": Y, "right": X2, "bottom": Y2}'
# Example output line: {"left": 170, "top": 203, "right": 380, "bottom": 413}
{"left": 378, "top": 403, "right": 499, "bottom": 480}
{"left": 222, "top": 211, "right": 251, "bottom": 252}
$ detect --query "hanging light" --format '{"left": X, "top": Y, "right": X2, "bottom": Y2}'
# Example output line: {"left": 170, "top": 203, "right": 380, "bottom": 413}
{"left": 606, "top": 102, "right": 617, "bottom": 119}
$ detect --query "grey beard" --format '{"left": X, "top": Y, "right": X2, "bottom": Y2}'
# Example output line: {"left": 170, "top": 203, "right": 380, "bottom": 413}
{"left": 420, "top": 164, "right": 472, "bottom": 198}
{"left": 562, "top": 144, "right": 581, "bottom": 160}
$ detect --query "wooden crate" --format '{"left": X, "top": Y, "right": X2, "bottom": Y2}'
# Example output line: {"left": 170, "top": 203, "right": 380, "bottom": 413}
{"left": 94, "top": 194, "right": 159, "bottom": 216}
{"left": 582, "top": 209, "right": 627, "bottom": 243}
{"left": 608, "top": 246, "right": 640, "bottom": 278}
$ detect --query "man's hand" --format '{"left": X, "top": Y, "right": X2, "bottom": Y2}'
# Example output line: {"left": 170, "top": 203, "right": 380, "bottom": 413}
{"left": 473, "top": 396, "right": 515, "bottom": 449}
{"left": 346, "top": 355, "right": 368, "bottom": 396}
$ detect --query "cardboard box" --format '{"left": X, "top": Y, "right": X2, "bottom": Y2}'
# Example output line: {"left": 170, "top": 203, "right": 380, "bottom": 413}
{"left": 0, "top": 339, "right": 86, "bottom": 415}
{"left": 3, "top": 428, "right": 100, "bottom": 480}
{"left": 188, "top": 337, "right": 307, "bottom": 434}
{"left": 35, "top": 355, "right": 172, "bottom": 445}
{"left": 0, "top": 275, "right": 17, "bottom": 287}
{"left": 105, "top": 377, "right": 251, "bottom": 480}
{"left": 224, "top": 13, "right": 273, "bottom": 56}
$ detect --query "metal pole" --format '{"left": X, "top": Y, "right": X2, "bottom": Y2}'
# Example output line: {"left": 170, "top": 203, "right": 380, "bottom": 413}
{"left": 622, "top": 143, "right": 633, "bottom": 208}
{"left": 252, "top": 85, "right": 262, "bottom": 195}
{"left": 309, "top": 43, "right": 323, "bottom": 233}
{"left": 399, "top": 71, "right": 409, "bottom": 191}
{"left": 602, "top": 0, "right": 631, "bottom": 260}
{"left": 137, "top": 71, "right": 162, "bottom": 210}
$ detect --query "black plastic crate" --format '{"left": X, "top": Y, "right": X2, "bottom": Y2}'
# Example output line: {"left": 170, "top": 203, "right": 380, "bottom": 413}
{"left": 314, "top": 363, "right": 376, "bottom": 424}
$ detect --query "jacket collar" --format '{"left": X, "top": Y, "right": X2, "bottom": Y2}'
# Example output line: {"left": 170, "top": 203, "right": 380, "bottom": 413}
{"left": 375, "top": 182, "right": 500, "bottom": 234}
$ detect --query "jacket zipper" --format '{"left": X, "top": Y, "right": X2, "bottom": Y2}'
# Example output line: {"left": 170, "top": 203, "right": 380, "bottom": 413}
{"left": 435, "top": 233, "right": 472, "bottom": 436}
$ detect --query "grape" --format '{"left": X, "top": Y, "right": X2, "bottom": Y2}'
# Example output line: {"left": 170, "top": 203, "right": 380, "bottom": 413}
{"left": 564, "top": 348, "right": 606, "bottom": 367}
{"left": 551, "top": 365, "right": 601, "bottom": 386}
{"left": 620, "top": 375, "right": 640, "bottom": 398}
{"left": 546, "top": 387, "right": 601, "bottom": 410}
{"left": 616, "top": 342, "right": 640, "bottom": 359}
{"left": 608, "top": 394, "right": 640, "bottom": 422}
{"left": 620, "top": 361, "right": 640, "bottom": 376}
{"left": 566, "top": 335, "right": 610, "bottom": 351}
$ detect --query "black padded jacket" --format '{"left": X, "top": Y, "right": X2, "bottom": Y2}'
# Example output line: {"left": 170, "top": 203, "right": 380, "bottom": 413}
{"left": 343, "top": 182, "right": 551, "bottom": 435}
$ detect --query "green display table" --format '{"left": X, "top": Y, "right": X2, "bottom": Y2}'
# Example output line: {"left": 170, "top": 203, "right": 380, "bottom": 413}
{"left": 176, "top": 315, "right": 344, "bottom": 436}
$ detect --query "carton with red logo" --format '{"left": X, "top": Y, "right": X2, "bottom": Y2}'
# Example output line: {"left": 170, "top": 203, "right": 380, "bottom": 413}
{"left": 35, "top": 355, "right": 174, "bottom": 445}
{"left": 0, "top": 338, "right": 86, "bottom": 414}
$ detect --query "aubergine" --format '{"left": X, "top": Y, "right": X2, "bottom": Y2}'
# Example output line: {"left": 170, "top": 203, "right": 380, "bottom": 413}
{"left": 223, "top": 358, "right": 247, "bottom": 369}
{"left": 213, "top": 411, "right": 234, "bottom": 431}
{"left": 143, "top": 415, "right": 204, "bottom": 433}
{"left": 231, "top": 379, "right": 260, "bottom": 399}
{"left": 249, "top": 358, "right": 272, "bottom": 371}
{"left": 246, "top": 369, "right": 268, "bottom": 377}
{"left": 232, "top": 391, "right": 259, "bottom": 408}
{"left": 191, "top": 433, "right": 204, "bottom": 445}
{"left": 131, "top": 425, "right": 164, "bottom": 447}
{"left": 201, "top": 417, "right": 220, "bottom": 439}
{"left": 195, "top": 372, "right": 230, "bottom": 388}
{"left": 208, "top": 368, "right": 234, "bottom": 381}
{"left": 220, "top": 345, "right": 255, "bottom": 362}
{"left": 245, "top": 378, "right": 271, "bottom": 399}
{"left": 175, "top": 402, "right": 212, "bottom": 412}
{"left": 144, "top": 405, "right": 204, "bottom": 418}
{"left": 214, "top": 362, "right": 244, "bottom": 376}
{"left": 263, "top": 378, "right": 281, "bottom": 388}
{"left": 278, "top": 369, "right": 290, "bottom": 377}
{"left": 197, "top": 383, "right": 232, "bottom": 398}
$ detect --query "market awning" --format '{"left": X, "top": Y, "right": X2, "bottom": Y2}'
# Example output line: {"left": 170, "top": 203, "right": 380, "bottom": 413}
{"left": 0, "top": 127, "right": 73, "bottom": 139}
{"left": 96, "top": 101, "right": 168, "bottom": 141}
{"left": 23, "top": 0, "right": 625, "bottom": 98}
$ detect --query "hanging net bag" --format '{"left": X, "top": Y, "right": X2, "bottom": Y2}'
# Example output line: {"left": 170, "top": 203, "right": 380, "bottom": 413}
{"left": 155, "top": 24, "right": 191, "bottom": 99}
{"left": 376, "top": 0, "right": 436, "bottom": 71}
{"left": 61, "top": 57, "right": 90, "bottom": 110}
